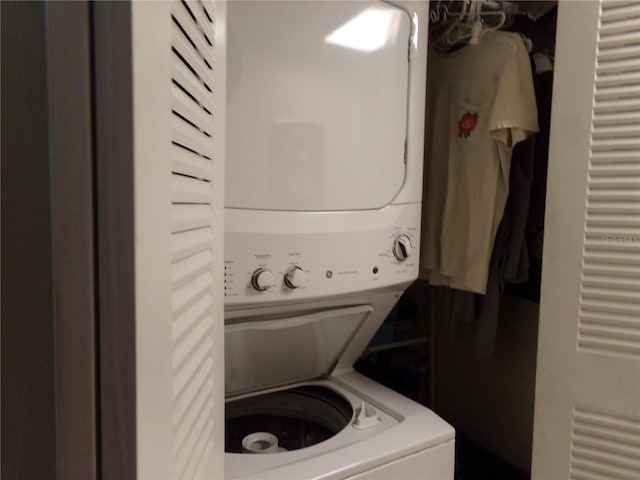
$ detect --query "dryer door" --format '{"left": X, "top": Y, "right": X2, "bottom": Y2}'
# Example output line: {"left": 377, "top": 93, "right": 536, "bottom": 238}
{"left": 226, "top": 1, "right": 411, "bottom": 211}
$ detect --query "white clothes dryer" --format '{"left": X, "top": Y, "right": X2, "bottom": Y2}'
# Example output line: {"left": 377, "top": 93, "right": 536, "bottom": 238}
{"left": 224, "top": 1, "right": 455, "bottom": 478}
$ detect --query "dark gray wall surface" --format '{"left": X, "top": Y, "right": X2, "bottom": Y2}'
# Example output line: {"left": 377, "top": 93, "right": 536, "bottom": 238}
{"left": 2, "top": 2, "right": 98, "bottom": 478}
{"left": 93, "top": 3, "right": 137, "bottom": 479}
{"left": 47, "top": 2, "right": 98, "bottom": 478}
{"left": 1, "top": 2, "right": 57, "bottom": 478}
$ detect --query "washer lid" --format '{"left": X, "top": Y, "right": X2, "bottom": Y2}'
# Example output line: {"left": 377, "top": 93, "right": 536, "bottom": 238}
{"left": 225, "top": 305, "right": 373, "bottom": 397}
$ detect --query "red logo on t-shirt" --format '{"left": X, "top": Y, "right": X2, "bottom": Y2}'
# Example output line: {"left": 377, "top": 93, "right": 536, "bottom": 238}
{"left": 458, "top": 112, "right": 479, "bottom": 138}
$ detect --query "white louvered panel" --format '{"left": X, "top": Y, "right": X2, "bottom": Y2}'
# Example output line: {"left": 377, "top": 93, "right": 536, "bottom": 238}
{"left": 597, "top": 57, "right": 640, "bottom": 75}
{"left": 174, "top": 378, "right": 212, "bottom": 467}
{"left": 601, "top": 0, "right": 639, "bottom": 7}
{"left": 171, "top": 173, "right": 212, "bottom": 204}
{"left": 598, "top": 32, "right": 640, "bottom": 51}
{"left": 172, "top": 85, "right": 213, "bottom": 136}
{"left": 172, "top": 293, "right": 212, "bottom": 340}
{"left": 597, "top": 50, "right": 640, "bottom": 68}
{"left": 172, "top": 228, "right": 212, "bottom": 263}
{"left": 171, "top": 30, "right": 213, "bottom": 91}
{"left": 581, "top": 311, "right": 638, "bottom": 329}
{"left": 169, "top": 1, "right": 216, "bottom": 477}
{"left": 581, "top": 294, "right": 639, "bottom": 315}
{"left": 582, "top": 273, "right": 640, "bottom": 291}
{"left": 600, "top": 1, "right": 640, "bottom": 20}
{"left": 592, "top": 124, "right": 640, "bottom": 140}
{"left": 172, "top": 4, "right": 213, "bottom": 68}
{"left": 173, "top": 358, "right": 212, "bottom": 448}
{"left": 595, "top": 83, "right": 640, "bottom": 98}
{"left": 594, "top": 89, "right": 640, "bottom": 108}
{"left": 171, "top": 250, "right": 213, "bottom": 291}
{"left": 586, "top": 212, "right": 640, "bottom": 227}
{"left": 599, "top": 16, "right": 640, "bottom": 36}
{"left": 591, "top": 137, "right": 640, "bottom": 152}
{"left": 584, "top": 240, "right": 639, "bottom": 256}
{"left": 532, "top": 1, "right": 640, "bottom": 476}
{"left": 585, "top": 191, "right": 640, "bottom": 203}
{"left": 590, "top": 165, "right": 640, "bottom": 177}
{"left": 172, "top": 63, "right": 214, "bottom": 114}
{"left": 591, "top": 152, "right": 640, "bottom": 167}
{"left": 174, "top": 345, "right": 212, "bottom": 413}
{"left": 172, "top": 203, "right": 212, "bottom": 233}
{"left": 171, "top": 15, "right": 212, "bottom": 83}
{"left": 578, "top": 0, "right": 640, "bottom": 360}
{"left": 584, "top": 262, "right": 640, "bottom": 279}
{"left": 180, "top": 0, "right": 215, "bottom": 45}
{"left": 172, "top": 271, "right": 213, "bottom": 319}
{"left": 173, "top": 159, "right": 212, "bottom": 185}
{"left": 570, "top": 408, "right": 640, "bottom": 480}
{"left": 172, "top": 354, "right": 213, "bottom": 433}
{"left": 585, "top": 224, "right": 640, "bottom": 238}
{"left": 173, "top": 347, "right": 212, "bottom": 433}
{"left": 593, "top": 101, "right": 640, "bottom": 117}
{"left": 172, "top": 309, "right": 212, "bottom": 369}
{"left": 176, "top": 417, "right": 214, "bottom": 480}
{"left": 172, "top": 119, "right": 215, "bottom": 160}
{"left": 172, "top": 144, "right": 213, "bottom": 181}
{"left": 172, "top": 364, "right": 214, "bottom": 475}
{"left": 192, "top": 427, "right": 214, "bottom": 480}
{"left": 595, "top": 71, "right": 640, "bottom": 88}
{"left": 579, "top": 323, "right": 640, "bottom": 344}
{"left": 587, "top": 176, "right": 640, "bottom": 190}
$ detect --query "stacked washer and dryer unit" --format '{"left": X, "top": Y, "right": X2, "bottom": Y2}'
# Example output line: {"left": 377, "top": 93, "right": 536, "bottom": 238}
{"left": 224, "top": 1, "right": 454, "bottom": 478}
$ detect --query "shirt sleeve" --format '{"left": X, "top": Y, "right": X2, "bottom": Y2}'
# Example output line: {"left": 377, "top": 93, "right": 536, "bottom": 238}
{"left": 489, "top": 33, "right": 539, "bottom": 149}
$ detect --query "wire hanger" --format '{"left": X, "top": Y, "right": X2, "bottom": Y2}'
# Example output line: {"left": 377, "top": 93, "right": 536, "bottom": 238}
{"left": 430, "top": 0, "right": 508, "bottom": 51}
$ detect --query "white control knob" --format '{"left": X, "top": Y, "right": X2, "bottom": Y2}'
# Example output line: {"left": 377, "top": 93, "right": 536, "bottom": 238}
{"left": 284, "top": 266, "right": 306, "bottom": 289}
{"left": 393, "top": 234, "right": 413, "bottom": 261}
{"left": 251, "top": 268, "right": 274, "bottom": 292}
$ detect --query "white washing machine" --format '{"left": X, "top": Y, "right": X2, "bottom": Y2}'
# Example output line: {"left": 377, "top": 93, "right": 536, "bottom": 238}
{"left": 224, "top": 1, "right": 455, "bottom": 478}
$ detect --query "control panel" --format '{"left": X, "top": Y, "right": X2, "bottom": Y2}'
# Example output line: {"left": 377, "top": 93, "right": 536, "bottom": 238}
{"left": 224, "top": 203, "right": 421, "bottom": 307}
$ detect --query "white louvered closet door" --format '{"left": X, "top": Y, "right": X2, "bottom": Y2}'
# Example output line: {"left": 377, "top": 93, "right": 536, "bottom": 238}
{"left": 532, "top": 1, "right": 640, "bottom": 479}
{"left": 131, "top": 1, "right": 225, "bottom": 478}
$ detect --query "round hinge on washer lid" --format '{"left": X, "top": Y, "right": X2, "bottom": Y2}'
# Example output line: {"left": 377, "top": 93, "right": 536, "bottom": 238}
{"left": 251, "top": 268, "right": 275, "bottom": 291}
{"left": 284, "top": 266, "right": 305, "bottom": 289}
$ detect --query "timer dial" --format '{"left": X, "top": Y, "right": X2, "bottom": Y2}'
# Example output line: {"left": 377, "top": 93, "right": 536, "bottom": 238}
{"left": 393, "top": 234, "right": 413, "bottom": 261}
{"left": 284, "top": 266, "right": 306, "bottom": 289}
{"left": 251, "top": 268, "right": 275, "bottom": 292}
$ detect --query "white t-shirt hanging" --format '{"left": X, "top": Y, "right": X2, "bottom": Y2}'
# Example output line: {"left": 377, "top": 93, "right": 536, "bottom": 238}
{"left": 420, "top": 31, "right": 539, "bottom": 294}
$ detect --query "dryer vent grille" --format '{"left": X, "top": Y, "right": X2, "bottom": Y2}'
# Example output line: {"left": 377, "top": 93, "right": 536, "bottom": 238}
{"left": 169, "top": 0, "right": 216, "bottom": 478}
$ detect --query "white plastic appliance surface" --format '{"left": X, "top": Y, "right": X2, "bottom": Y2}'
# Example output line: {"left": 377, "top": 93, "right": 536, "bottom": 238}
{"left": 225, "top": 288, "right": 454, "bottom": 478}
{"left": 225, "top": 372, "right": 455, "bottom": 480}
{"left": 223, "top": 2, "right": 451, "bottom": 479}
{"left": 225, "top": 305, "right": 374, "bottom": 395}
{"left": 226, "top": 0, "right": 410, "bottom": 211}
{"left": 225, "top": 288, "right": 402, "bottom": 392}
{"left": 224, "top": 1, "right": 428, "bottom": 313}
{"left": 224, "top": 203, "right": 420, "bottom": 307}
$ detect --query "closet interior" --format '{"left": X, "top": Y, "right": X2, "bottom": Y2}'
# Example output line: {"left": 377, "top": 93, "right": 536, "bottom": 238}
{"left": 354, "top": 1, "right": 558, "bottom": 477}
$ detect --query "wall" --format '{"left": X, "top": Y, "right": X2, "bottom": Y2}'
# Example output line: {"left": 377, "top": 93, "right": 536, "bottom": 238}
{"left": 1, "top": 2, "right": 57, "bottom": 478}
